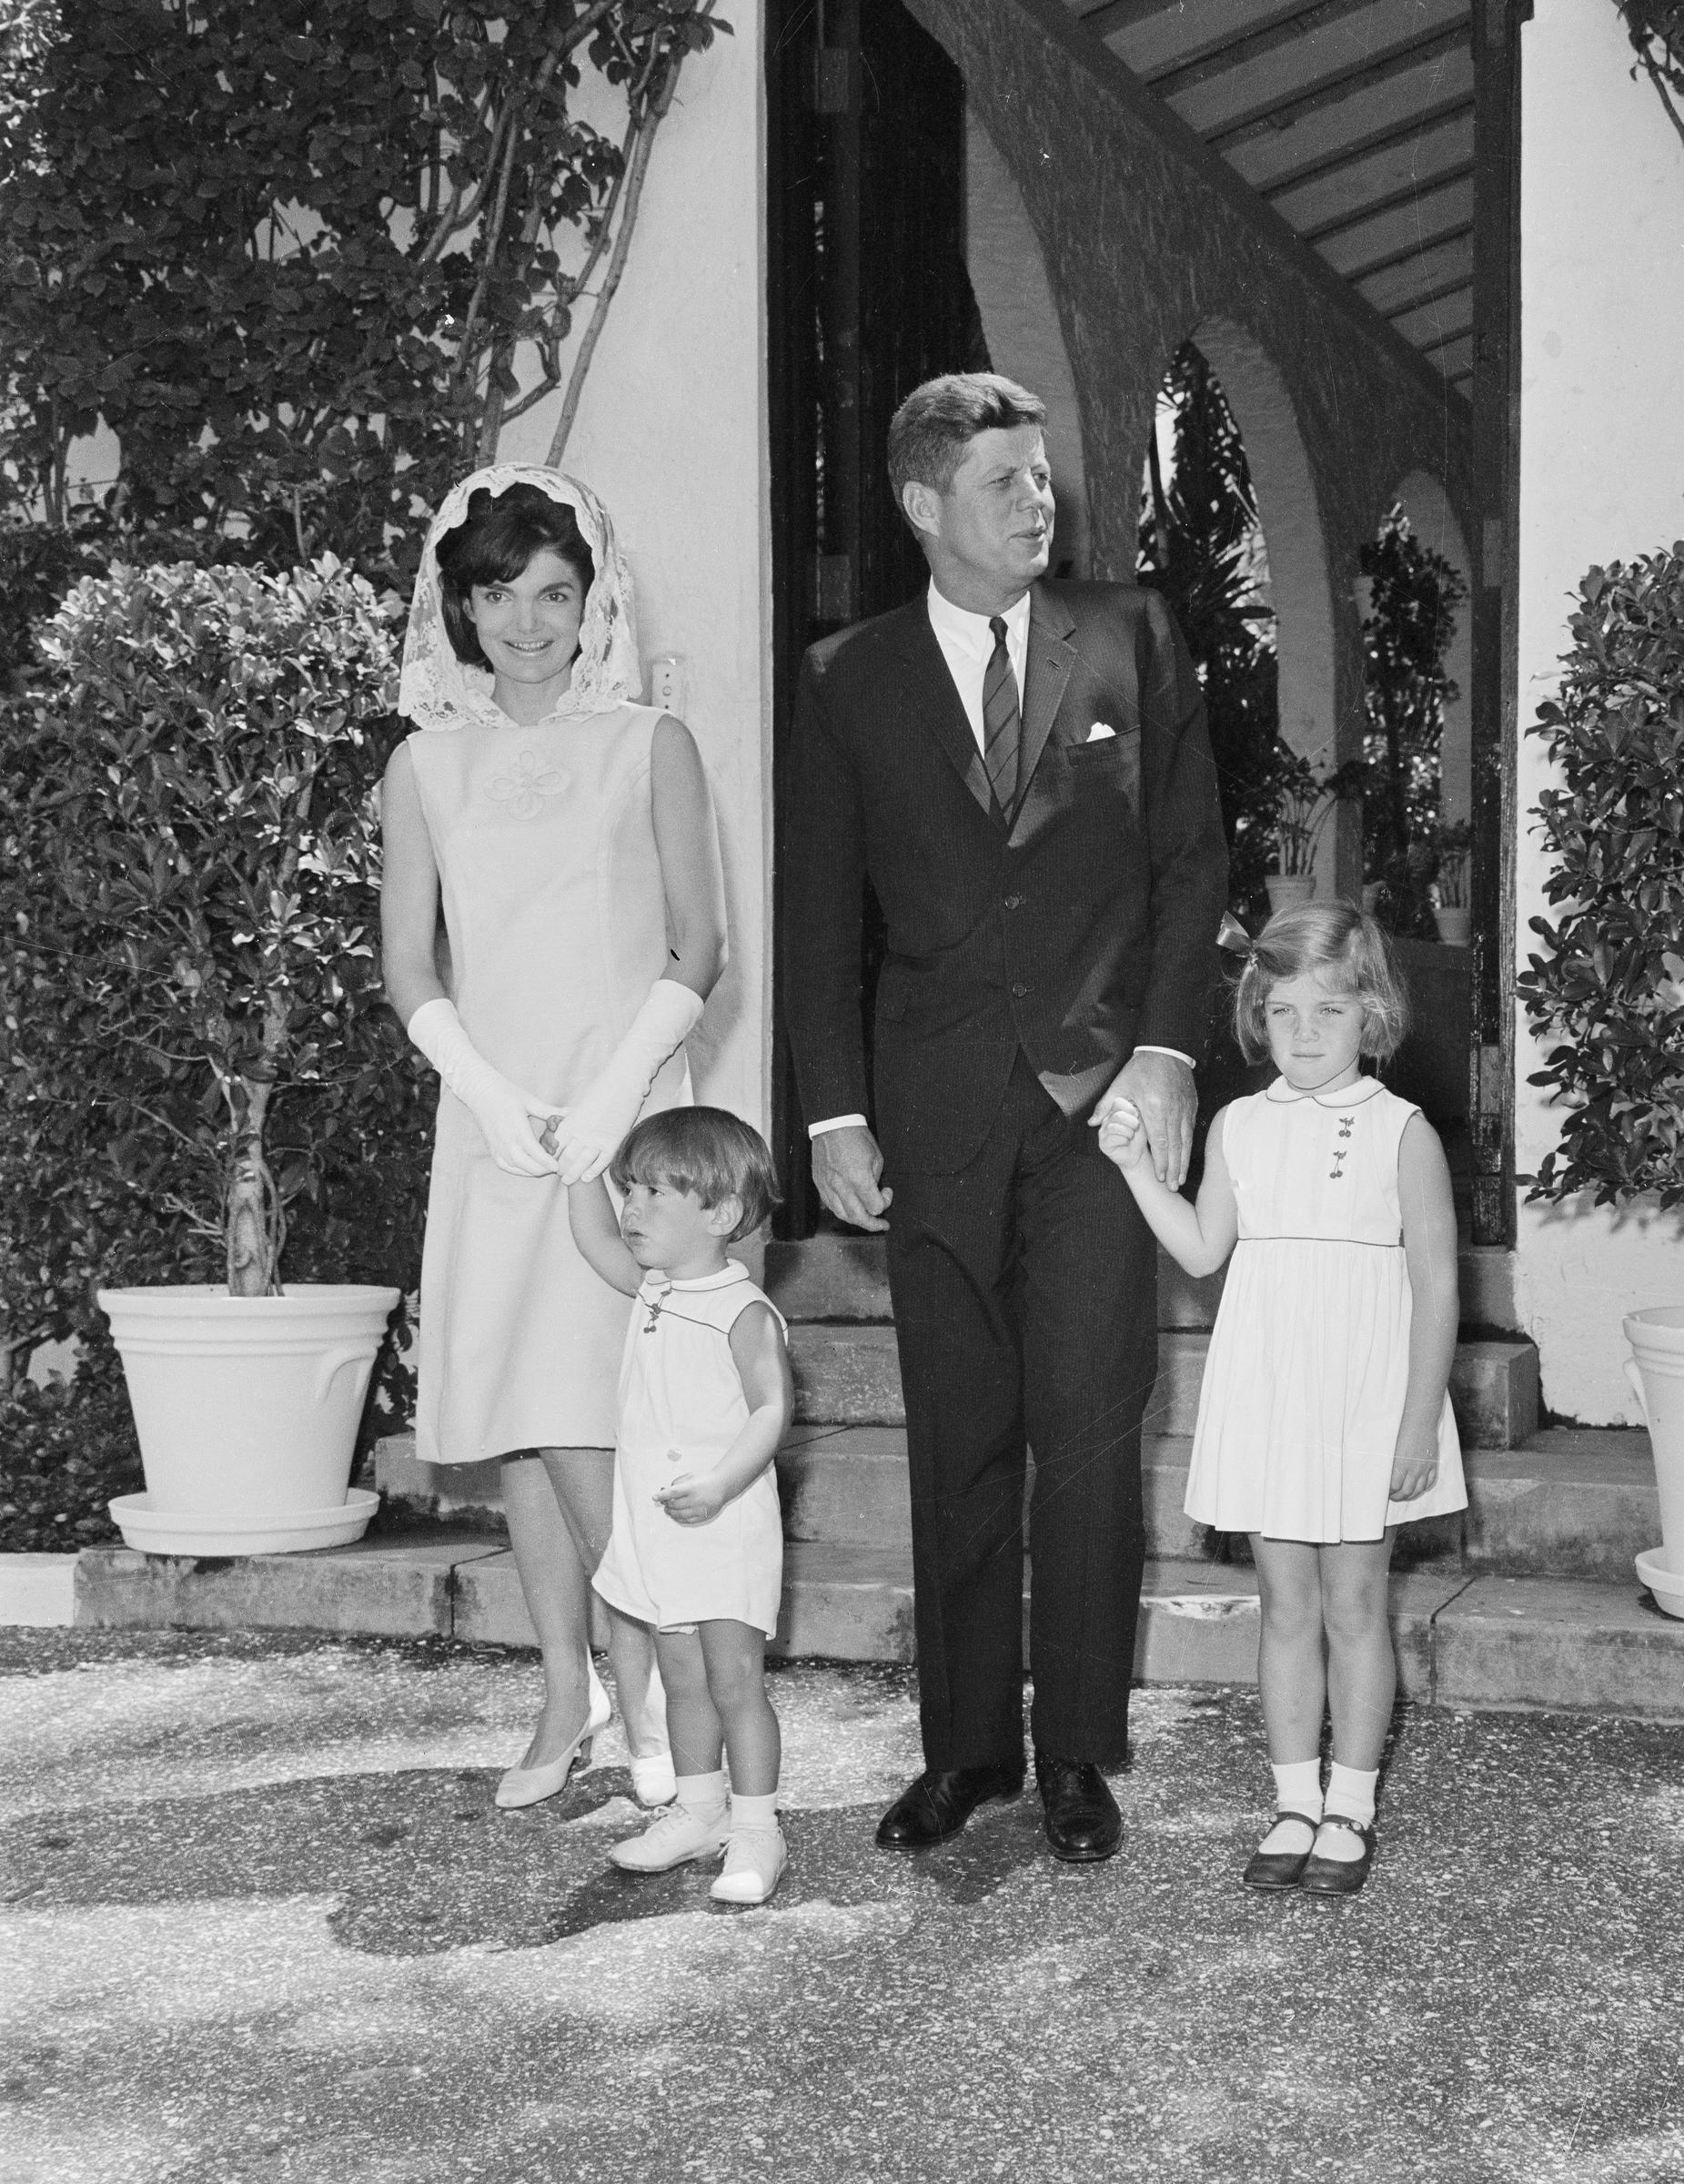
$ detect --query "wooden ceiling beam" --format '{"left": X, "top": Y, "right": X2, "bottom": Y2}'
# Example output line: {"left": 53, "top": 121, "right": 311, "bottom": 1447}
{"left": 1199, "top": 22, "right": 1472, "bottom": 147}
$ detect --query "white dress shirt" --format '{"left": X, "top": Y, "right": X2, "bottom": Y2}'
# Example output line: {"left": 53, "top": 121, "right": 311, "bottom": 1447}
{"left": 809, "top": 581, "right": 1191, "bottom": 1138}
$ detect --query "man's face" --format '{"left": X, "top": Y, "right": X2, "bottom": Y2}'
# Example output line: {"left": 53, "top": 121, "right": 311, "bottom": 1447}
{"left": 914, "top": 424, "right": 1054, "bottom": 609}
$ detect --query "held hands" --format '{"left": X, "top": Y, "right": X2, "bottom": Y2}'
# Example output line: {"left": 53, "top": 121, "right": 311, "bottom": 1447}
{"left": 459, "top": 1073, "right": 563, "bottom": 1179}
{"left": 1094, "top": 1098, "right": 1150, "bottom": 1174}
{"left": 656, "top": 1453, "right": 728, "bottom": 1526}
{"left": 812, "top": 1124, "right": 892, "bottom": 1233}
{"left": 1090, "top": 1051, "right": 1196, "bottom": 1190}
{"left": 547, "top": 1078, "right": 641, "bottom": 1188}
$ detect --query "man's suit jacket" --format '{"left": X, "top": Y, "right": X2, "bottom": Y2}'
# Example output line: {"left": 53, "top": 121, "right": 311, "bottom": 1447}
{"left": 783, "top": 579, "right": 1230, "bottom": 1176}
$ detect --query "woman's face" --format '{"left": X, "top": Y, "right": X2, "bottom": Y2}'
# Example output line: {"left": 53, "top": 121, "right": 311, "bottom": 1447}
{"left": 465, "top": 548, "right": 588, "bottom": 716}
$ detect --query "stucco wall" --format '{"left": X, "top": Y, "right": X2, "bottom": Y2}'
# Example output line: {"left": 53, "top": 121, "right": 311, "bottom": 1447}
{"left": 1513, "top": 0, "right": 1684, "bottom": 1422}
{"left": 497, "top": 25, "right": 771, "bottom": 1137}
{"left": 905, "top": 0, "right": 1474, "bottom": 900}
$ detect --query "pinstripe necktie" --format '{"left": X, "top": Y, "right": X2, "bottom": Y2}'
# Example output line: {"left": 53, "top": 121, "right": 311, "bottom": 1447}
{"left": 982, "top": 615, "right": 1021, "bottom": 817}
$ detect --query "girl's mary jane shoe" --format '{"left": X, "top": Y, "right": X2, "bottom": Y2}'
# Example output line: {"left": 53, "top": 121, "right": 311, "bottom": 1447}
{"left": 1241, "top": 1810, "right": 1321, "bottom": 1892}
{"left": 1299, "top": 1813, "right": 1376, "bottom": 1897}
{"left": 495, "top": 1667, "right": 613, "bottom": 1811}
{"left": 710, "top": 1825, "right": 787, "bottom": 1906}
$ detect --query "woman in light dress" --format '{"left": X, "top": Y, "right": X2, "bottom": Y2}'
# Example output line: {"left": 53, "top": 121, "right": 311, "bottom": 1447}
{"left": 380, "top": 466, "right": 726, "bottom": 1810}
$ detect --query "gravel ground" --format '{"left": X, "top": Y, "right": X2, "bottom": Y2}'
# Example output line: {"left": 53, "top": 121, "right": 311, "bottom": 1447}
{"left": 1, "top": 1629, "right": 1681, "bottom": 2184}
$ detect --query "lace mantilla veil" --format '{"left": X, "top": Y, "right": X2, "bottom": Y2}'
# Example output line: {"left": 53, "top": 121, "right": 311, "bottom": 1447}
{"left": 398, "top": 464, "right": 642, "bottom": 731}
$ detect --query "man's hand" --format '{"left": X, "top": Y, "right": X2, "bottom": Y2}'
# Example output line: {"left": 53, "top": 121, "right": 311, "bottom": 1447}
{"left": 1093, "top": 1051, "right": 1195, "bottom": 1190}
{"left": 812, "top": 1124, "right": 892, "bottom": 1233}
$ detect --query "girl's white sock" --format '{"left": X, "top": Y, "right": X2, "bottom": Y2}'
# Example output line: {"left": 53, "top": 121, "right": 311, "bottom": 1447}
{"left": 1270, "top": 1759, "right": 1324, "bottom": 1823}
{"left": 676, "top": 1769, "right": 728, "bottom": 1818}
{"left": 1324, "top": 1762, "right": 1378, "bottom": 1827}
{"left": 730, "top": 1790, "right": 780, "bottom": 1832}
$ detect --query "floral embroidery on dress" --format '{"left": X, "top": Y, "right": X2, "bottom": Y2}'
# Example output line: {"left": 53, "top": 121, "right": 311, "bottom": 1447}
{"left": 487, "top": 746, "right": 568, "bottom": 819}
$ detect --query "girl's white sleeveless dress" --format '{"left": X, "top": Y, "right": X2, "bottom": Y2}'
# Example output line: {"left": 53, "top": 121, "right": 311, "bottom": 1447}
{"left": 1185, "top": 1077, "right": 1467, "bottom": 1542}
{"left": 407, "top": 706, "right": 691, "bottom": 1462}
{"left": 592, "top": 1265, "right": 787, "bottom": 1639}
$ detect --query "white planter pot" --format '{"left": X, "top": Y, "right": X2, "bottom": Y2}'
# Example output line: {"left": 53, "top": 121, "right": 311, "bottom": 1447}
{"left": 1433, "top": 905, "right": 1472, "bottom": 947}
{"left": 1623, "top": 1306, "right": 1684, "bottom": 1619}
{"left": 1265, "top": 874, "right": 1315, "bottom": 913}
{"left": 98, "top": 1284, "right": 398, "bottom": 1556}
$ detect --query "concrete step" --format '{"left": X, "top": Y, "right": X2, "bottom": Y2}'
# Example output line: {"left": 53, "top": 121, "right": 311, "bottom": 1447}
{"left": 71, "top": 1535, "right": 1684, "bottom": 1716}
{"left": 765, "top": 1234, "right": 1521, "bottom": 1335}
{"left": 379, "top": 1413, "right": 1633, "bottom": 1579}
{"left": 788, "top": 1323, "right": 1540, "bottom": 1447}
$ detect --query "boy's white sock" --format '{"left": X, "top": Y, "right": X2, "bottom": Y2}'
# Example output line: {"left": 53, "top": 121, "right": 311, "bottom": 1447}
{"left": 730, "top": 1790, "right": 780, "bottom": 1832}
{"left": 1270, "top": 1759, "right": 1324, "bottom": 1823}
{"left": 1324, "top": 1762, "right": 1378, "bottom": 1828}
{"left": 676, "top": 1769, "right": 729, "bottom": 1819}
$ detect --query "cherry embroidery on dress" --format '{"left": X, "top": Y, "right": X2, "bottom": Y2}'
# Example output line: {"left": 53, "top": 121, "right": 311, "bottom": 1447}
{"left": 1330, "top": 1113, "right": 1356, "bottom": 1180}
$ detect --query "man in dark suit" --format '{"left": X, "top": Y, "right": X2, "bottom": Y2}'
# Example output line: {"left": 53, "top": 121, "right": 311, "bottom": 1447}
{"left": 783, "top": 373, "right": 1227, "bottom": 1862}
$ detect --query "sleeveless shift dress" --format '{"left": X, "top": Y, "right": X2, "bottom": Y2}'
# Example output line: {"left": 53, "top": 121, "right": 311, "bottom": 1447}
{"left": 407, "top": 705, "right": 691, "bottom": 1462}
{"left": 1184, "top": 1077, "right": 1467, "bottom": 1542}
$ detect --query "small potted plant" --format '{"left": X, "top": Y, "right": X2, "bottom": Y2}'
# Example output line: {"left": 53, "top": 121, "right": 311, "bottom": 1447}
{"left": 1265, "top": 748, "right": 1342, "bottom": 911}
{"left": 1518, "top": 546, "right": 1684, "bottom": 1615}
{"left": 16, "top": 558, "right": 409, "bottom": 1556}
{"left": 1430, "top": 820, "right": 1474, "bottom": 945}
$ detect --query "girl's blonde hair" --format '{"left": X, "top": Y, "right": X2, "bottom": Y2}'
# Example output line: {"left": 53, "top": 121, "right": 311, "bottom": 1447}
{"left": 1232, "top": 900, "right": 1410, "bottom": 1063}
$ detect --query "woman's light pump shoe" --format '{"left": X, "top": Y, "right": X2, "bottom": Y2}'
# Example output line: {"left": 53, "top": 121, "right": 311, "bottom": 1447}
{"left": 495, "top": 1664, "right": 612, "bottom": 1811}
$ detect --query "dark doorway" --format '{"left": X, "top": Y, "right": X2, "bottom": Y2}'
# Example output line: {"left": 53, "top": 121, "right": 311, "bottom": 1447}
{"left": 766, "top": 0, "right": 987, "bottom": 1237}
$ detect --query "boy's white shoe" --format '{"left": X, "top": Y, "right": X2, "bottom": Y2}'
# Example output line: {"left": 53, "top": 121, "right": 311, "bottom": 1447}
{"left": 709, "top": 1825, "right": 787, "bottom": 1906}
{"left": 610, "top": 1801, "right": 731, "bottom": 1874}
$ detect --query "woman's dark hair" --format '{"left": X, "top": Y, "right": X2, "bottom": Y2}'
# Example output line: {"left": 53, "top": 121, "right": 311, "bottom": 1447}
{"left": 610, "top": 1107, "right": 782, "bottom": 1242}
{"left": 434, "top": 483, "right": 596, "bottom": 669}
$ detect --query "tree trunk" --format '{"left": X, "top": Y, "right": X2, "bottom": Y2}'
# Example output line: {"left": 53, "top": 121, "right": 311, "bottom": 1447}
{"left": 225, "top": 1076, "right": 284, "bottom": 1297}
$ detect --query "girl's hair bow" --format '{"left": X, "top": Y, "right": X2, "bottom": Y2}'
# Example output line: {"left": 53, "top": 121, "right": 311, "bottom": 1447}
{"left": 1216, "top": 910, "right": 1256, "bottom": 964}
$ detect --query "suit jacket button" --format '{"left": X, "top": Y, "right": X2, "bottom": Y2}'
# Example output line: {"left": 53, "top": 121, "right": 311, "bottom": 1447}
{"left": 1003, "top": 894, "right": 1024, "bottom": 910}
{"left": 1011, "top": 981, "right": 1030, "bottom": 998}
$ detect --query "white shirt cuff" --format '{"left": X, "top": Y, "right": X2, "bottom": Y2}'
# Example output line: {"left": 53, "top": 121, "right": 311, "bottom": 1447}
{"left": 1134, "top": 1046, "right": 1196, "bottom": 1070}
{"left": 808, "top": 1113, "right": 868, "bottom": 1138}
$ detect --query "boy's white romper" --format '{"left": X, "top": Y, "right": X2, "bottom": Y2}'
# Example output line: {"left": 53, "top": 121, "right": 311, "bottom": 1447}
{"left": 592, "top": 1263, "right": 787, "bottom": 1639}
{"left": 1184, "top": 1077, "right": 1467, "bottom": 1542}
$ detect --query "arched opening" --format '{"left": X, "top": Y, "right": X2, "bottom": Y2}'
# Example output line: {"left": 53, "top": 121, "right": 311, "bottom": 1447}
{"left": 1388, "top": 471, "right": 1474, "bottom": 828}
{"left": 1138, "top": 319, "right": 1342, "bottom": 912}
{"left": 1356, "top": 491, "right": 1472, "bottom": 939}
{"left": 963, "top": 112, "right": 1092, "bottom": 577}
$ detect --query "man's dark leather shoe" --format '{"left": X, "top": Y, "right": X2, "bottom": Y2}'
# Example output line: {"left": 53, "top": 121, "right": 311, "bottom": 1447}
{"left": 1034, "top": 1753, "right": 1122, "bottom": 1863}
{"left": 875, "top": 1764, "right": 1024, "bottom": 1849}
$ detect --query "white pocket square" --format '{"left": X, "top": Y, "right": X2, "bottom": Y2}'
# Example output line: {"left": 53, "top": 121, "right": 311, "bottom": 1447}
{"left": 1085, "top": 722, "right": 1116, "bottom": 742}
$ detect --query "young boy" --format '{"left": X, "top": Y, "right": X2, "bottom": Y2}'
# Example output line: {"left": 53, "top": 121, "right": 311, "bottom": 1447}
{"left": 568, "top": 1107, "right": 794, "bottom": 1905}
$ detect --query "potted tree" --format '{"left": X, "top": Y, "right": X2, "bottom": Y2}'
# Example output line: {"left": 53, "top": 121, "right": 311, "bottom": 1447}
{"left": 1518, "top": 545, "right": 1684, "bottom": 1616}
{"left": 19, "top": 558, "right": 410, "bottom": 1555}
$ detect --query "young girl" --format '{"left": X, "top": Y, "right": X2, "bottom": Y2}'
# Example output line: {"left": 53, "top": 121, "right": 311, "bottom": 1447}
{"left": 569, "top": 1107, "right": 795, "bottom": 1906}
{"left": 1097, "top": 902, "right": 1465, "bottom": 1897}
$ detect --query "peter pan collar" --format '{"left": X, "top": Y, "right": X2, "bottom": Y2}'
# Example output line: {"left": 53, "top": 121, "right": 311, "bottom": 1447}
{"left": 1264, "top": 1074, "right": 1387, "bottom": 1110}
{"left": 639, "top": 1262, "right": 751, "bottom": 1296}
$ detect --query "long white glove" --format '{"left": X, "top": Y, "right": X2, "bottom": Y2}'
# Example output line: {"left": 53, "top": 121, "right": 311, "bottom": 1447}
{"left": 407, "top": 998, "right": 560, "bottom": 1179}
{"left": 551, "top": 978, "right": 705, "bottom": 1185}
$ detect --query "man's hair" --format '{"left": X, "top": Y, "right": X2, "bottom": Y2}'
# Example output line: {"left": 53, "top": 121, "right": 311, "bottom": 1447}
{"left": 886, "top": 372, "right": 1047, "bottom": 504}
{"left": 1232, "top": 900, "right": 1411, "bottom": 1064}
{"left": 435, "top": 483, "right": 595, "bottom": 670}
{"left": 609, "top": 1106, "right": 781, "bottom": 1242}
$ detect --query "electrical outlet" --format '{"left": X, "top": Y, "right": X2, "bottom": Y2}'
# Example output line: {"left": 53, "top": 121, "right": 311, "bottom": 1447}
{"left": 648, "top": 653, "right": 687, "bottom": 717}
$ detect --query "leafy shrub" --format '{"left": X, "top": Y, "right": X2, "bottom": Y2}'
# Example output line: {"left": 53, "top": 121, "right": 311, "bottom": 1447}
{"left": 0, "top": 1330, "right": 142, "bottom": 1552}
{"left": 0, "top": 556, "right": 433, "bottom": 1386}
{"left": 1517, "top": 546, "right": 1684, "bottom": 1208}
